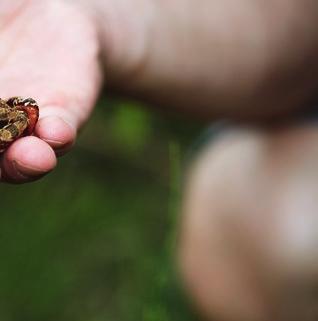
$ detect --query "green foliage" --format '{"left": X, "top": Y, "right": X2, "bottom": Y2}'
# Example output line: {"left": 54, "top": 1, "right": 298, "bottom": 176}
{"left": 110, "top": 102, "right": 152, "bottom": 154}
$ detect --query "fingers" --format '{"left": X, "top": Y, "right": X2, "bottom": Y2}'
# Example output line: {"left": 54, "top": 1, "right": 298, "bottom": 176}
{"left": 35, "top": 110, "right": 77, "bottom": 156}
{"left": 0, "top": 0, "right": 102, "bottom": 183}
{"left": 1, "top": 104, "right": 78, "bottom": 183}
{"left": 1, "top": 136, "right": 56, "bottom": 183}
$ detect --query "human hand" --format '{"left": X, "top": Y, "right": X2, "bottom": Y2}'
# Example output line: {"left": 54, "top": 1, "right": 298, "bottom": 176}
{"left": 0, "top": 0, "right": 101, "bottom": 183}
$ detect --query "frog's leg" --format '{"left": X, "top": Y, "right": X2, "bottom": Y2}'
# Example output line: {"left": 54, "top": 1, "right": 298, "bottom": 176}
{"left": 5, "top": 97, "right": 23, "bottom": 108}
{"left": 6, "top": 97, "right": 37, "bottom": 108}
{"left": 6, "top": 97, "right": 39, "bottom": 135}
{"left": 0, "top": 107, "right": 9, "bottom": 126}
{"left": 0, "top": 114, "right": 29, "bottom": 152}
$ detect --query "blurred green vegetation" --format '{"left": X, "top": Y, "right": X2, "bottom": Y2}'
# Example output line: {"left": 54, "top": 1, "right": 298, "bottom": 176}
{"left": 0, "top": 97, "right": 202, "bottom": 321}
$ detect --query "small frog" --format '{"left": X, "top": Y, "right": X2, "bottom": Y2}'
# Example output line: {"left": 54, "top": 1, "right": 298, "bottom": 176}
{"left": 0, "top": 97, "right": 39, "bottom": 152}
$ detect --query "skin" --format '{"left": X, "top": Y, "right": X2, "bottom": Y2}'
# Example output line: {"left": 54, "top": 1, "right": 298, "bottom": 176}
{"left": 1, "top": 0, "right": 318, "bottom": 319}
{"left": 180, "top": 124, "right": 318, "bottom": 321}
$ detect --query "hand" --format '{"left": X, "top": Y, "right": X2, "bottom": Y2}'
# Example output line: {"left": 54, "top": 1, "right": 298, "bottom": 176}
{"left": 0, "top": 0, "right": 101, "bottom": 183}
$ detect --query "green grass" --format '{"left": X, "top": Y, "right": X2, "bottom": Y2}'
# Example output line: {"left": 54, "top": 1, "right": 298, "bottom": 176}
{"left": 0, "top": 98, "right": 201, "bottom": 321}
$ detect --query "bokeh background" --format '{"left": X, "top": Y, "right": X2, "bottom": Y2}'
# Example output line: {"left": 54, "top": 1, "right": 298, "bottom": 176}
{"left": 0, "top": 96, "right": 202, "bottom": 321}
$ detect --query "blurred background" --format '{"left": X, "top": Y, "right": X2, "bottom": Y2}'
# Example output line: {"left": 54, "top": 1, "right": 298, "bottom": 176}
{"left": 0, "top": 96, "right": 203, "bottom": 321}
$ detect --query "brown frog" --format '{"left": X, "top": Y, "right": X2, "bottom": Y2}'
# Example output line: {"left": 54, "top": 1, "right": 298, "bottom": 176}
{"left": 0, "top": 97, "right": 39, "bottom": 152}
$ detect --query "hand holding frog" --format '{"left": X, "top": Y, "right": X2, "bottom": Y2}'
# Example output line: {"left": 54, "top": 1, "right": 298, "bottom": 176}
{"left": 0, "top": 0, "right": 101, "bottom": 182}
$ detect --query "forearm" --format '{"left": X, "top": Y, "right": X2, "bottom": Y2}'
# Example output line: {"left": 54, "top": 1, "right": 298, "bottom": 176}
{"left": 143, "top": 0, "right": 318, "bottom": 119}
{"left": 81, "top": 0, "right": 318, "bottom": 119}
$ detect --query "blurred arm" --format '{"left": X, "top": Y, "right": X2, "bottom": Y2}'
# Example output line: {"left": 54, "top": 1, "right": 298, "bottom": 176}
{"left": 86, "top": 0, "right": 318, "bottom": 119}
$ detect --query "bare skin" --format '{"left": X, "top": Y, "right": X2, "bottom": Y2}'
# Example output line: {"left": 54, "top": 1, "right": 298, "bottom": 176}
{"left": 180, "top": 124, "right": 318, "bottom": 321}
{"left": 93, "top": 0, "right": 318, "bottom": 119}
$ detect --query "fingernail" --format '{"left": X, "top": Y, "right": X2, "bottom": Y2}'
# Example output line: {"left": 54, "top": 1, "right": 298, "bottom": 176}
{"left": 36, "top": 116, "right": 76, "bottom": 150}
{"left": 41, "top": 138, "right": 66, "bottom": 149}
{"left": 13, "top": 160, "right": 48, "bottom": 178}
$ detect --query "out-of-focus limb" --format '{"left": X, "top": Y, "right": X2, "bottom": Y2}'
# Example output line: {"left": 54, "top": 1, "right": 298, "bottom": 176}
{"left": 86, "top": 0, "right": 318, "bottom": 119}
{"left": 180, "top": 123, "right": 318, "bottom": 321}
